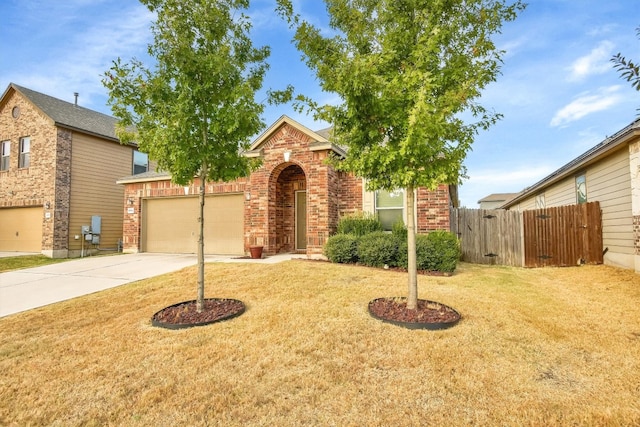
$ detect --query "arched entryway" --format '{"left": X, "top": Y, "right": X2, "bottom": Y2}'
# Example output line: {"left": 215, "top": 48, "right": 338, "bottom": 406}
{"left": 270, "top": 163, "right": 307, "bottom": 254}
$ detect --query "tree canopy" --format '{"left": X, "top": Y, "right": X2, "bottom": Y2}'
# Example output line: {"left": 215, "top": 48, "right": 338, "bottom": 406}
{"left": 279, "top": 0, "right": 525, "bottom": 192}
{"left": 278, "top": 0, "right": 525, "bottom": 309}
{"left": 103, "top": 0, "right": 289, "bottom": 312}
{"left": 104, "top": 0, "right": 280, "bottom": 186}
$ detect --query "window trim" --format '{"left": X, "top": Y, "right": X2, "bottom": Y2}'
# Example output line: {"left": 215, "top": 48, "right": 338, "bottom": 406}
{"left": 132, "top": 150, "right": 149, "bottom": 175}
{"left": 575, "top": 173, "right": 587, "bottom": 204}
{"left": 0, "top": 140, "right": 9, "bottom": 171}
{"left": 375, "top": 189, "right": 405, "bottom": 231}
{"left": 18, "top": 136, "right": 30, "bottom": 169}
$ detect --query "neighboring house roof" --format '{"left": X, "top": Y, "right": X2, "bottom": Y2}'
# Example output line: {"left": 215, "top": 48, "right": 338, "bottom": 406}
{"left": 117, "top": 170, "right": 171, "bottom": 185}
{"left": 502, "top": 117, "right": 640, "bottom": 209}
{"left": 477, "top": 193, "right": 520, "bottom": 204}
{"left": 1, "top": 83, "right": 121, "bottom": 142}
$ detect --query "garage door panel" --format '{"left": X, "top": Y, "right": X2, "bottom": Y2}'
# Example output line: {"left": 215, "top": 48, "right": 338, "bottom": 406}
{"left": 0, "top": 207, "right": 43, "bottom": 252}
{"left": 143, "top": 195, "right": 243, "bottom": 255}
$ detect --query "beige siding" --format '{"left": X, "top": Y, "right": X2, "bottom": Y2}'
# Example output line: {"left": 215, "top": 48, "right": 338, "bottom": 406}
{"left": 69, "top": 133, "right": 133, "bottom": 252}
{"left": 588, "top": 149, "right": 632, "bottom": 255}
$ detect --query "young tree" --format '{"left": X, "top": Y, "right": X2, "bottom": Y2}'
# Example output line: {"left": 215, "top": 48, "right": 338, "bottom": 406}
{"left": 103, "top": 0, "right": 287, "bottom": 312}
{"left": 278, "top": 0, "right": 525, "bottom": 309}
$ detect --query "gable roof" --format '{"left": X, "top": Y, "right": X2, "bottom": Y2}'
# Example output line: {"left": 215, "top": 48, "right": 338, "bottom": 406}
{"left": 245, "top": 115, "right": 345, "bottom": 158}
{"left": 502, "top": 117, "right": 640, "bottom": 209}
{"left": 1, "top": 83, "right": 120, "bottom": 142}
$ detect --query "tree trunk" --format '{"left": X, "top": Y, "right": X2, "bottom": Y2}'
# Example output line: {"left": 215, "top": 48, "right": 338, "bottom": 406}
{"left": 196, "top": 168, "right": 207, "bottom": 313}
{"left": 406, "top": 186, "right": 418, "bottom": 310}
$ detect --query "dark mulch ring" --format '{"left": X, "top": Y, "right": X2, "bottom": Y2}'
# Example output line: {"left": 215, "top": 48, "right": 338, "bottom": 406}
{"left": 151, "top": 298, "right": 246, "bottom": 330}
{"left": 368, "top": 297, "right": 461, "bottom": 330}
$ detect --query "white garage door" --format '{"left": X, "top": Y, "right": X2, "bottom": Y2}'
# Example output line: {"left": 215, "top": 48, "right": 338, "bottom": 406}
{"left": 0, "top": 207, "right": 43, "bottom": 252}
{"left": 142, "top": 194, "right": 244, "bottom": 255}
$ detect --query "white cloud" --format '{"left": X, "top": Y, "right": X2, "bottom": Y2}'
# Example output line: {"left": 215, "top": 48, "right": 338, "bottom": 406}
{"left": 567, "top": 41, "right": 615, "bottom": 82}
{"left": 550, "top": 86, "right": 623, "bottom": 127}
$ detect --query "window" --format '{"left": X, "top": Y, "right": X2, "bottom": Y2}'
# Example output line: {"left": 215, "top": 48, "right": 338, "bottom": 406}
{"left": 19, "top": 137, "right": 30, "bottom": 168}
{"left": 575, "top": 173, "right": 587, "bottom": 204}
{"left": 375, "top": 189, "right": 404, "bottom": 231}
{"left": 535, "top": 193, "right": 545, "bottom": 209}
{"left": 133, "top": 151, "right": 148, "bottom": 174}
{"left": 1, "top": 141, "right": 9, "bottom": 171}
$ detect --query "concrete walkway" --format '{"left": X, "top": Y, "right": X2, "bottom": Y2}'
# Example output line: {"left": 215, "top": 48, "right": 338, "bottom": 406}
{"left": 0, "top": 252, "right": 298, "bottom": 318}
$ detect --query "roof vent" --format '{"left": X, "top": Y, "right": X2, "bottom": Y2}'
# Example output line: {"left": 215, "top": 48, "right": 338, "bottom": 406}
{"left": 74, "top": 92, "right": 79, "bottom": 106}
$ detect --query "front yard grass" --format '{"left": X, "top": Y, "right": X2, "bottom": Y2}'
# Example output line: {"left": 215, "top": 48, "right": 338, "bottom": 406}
{"left": 1, "top": 261, "right": 639, "bottom": 426}
{"left": 0, "top": 255, "right": 70, "bottom": 272}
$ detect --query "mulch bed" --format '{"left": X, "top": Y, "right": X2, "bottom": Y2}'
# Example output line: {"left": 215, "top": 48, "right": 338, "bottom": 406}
{"left": 368, "top": 297, "right": 461, "bottom": 328}
{"left": 151, "top": 298, "right": 245, "bottom": 329}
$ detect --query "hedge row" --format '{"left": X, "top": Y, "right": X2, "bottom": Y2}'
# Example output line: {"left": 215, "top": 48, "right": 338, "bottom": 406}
{"left": 324, "top": 228, "right": 461, "bottom": 273}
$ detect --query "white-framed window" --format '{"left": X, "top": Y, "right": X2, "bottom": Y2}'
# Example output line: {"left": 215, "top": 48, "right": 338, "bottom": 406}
{"left": 575, "top": 173, "right": 587, "bottom": 204}
{"left": 19, "top": 136, "right": 30, "bottom": 168}
{"left": 375, "top": 189, "right": 404, "bottom": 231}
{"left": 535, "top": 193, "right": 545, "bottom": 209}
{"left": 1, "top": 140, "right": 9, "bottom": 171}
{"left": 133, "top": 150, "right": 148, "bottom": 174}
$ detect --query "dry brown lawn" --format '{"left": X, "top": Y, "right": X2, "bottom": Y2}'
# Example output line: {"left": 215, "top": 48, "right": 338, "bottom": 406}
{"left": 1, "top": 260, "right": 639, "bottom": 426}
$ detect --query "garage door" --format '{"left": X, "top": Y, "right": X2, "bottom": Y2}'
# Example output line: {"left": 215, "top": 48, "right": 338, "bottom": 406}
{"left": 142, "top": 194, "right": 244, "bottom": 255}
{"left": 0, "top": 207, "right": 43, "bottom": 252}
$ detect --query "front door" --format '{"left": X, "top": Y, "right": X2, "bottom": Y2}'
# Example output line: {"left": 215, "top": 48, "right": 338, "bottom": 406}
{"left": 295, "top": 190, "right": 307, "bottom": 250}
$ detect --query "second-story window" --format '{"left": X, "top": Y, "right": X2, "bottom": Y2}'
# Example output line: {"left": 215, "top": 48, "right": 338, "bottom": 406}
{"left": 19, "top": 137, "right": 30, "bottom": 168}
{"left": 1, "top": 141, "right": 9, "bottom": 171}
{"left": 133, "top": 150, "right": 148, "bottom": 174}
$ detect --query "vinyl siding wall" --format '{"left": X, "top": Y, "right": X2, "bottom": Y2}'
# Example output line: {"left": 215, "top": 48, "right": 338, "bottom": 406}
{"left": 69, "top": 132, "right": 133, "bottom": 254}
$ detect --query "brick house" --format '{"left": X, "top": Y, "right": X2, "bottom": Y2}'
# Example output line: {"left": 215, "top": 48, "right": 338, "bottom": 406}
{"left": 0, "top": 83, "right": 149, "bottom": 257}
{"left": 118, "top": 115, "right": 457, "bottom": 258}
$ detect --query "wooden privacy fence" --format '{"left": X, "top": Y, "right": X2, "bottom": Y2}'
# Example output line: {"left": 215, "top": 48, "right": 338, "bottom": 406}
{"left": 451, "top": 202, "right": 603, "bottom": 268}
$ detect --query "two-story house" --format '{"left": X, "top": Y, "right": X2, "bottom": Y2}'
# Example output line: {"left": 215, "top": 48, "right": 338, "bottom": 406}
{"left": 0, "top": 83, "right": 149, "bottom": 257}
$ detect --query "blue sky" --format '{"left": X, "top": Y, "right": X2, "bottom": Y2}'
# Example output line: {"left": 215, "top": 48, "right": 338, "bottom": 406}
{"left": 1, "top": 0, "right": 639, "bottom": 207}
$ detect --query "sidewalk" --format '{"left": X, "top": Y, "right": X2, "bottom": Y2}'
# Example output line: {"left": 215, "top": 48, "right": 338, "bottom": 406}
{"left": 0, "top": 252, "right": 298, "bottom": 318}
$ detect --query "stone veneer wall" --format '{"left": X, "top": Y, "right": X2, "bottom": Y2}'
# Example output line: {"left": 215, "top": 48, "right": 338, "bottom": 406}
{"left": 51, "top": 128, "right": 72, "bottom": 256}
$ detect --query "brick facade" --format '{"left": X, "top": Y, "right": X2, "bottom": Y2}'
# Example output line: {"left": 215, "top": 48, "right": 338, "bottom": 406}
{"left": 121, "top": 117, "right": 454, "bottom": 258}
{"left": 0, "top": 89, "right": 59, "bottom": 252}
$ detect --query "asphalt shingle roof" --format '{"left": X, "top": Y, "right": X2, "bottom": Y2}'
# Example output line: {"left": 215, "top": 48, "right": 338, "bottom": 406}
{"left": 10, "top": 83, "right": 120, "bottom": 141}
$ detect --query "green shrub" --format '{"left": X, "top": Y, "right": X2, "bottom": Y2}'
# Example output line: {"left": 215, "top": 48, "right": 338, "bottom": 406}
{"left": 337, "top": 212, "right": 382, "bottom": 237}
{"left": 426, "top": 230, "right": 461, "bottom": 273}
{"left": 397, "top": 230, "right": 460, "bottom": 273}
{"left": 324, "top": 234, "right": 358, "bottom": 264}
{"left": 357, "top": 231, "right": 400, "bottom": 268}
{"left": 391, "top": 219, "right": 408, "bottom": 240}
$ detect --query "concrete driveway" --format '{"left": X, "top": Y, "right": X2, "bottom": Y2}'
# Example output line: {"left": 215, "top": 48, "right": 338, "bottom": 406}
{"left": 0, "top": 252, "right": 296, "bottom": 318}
